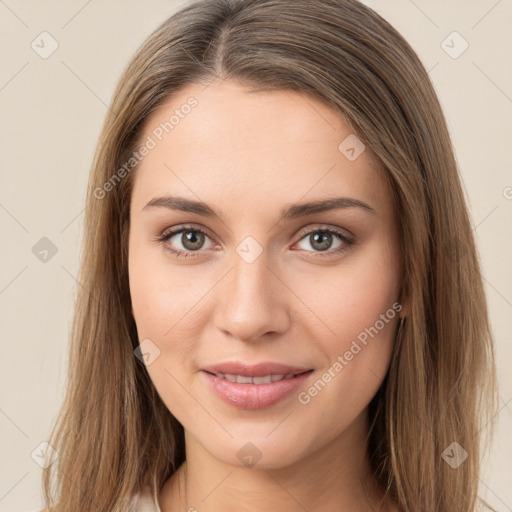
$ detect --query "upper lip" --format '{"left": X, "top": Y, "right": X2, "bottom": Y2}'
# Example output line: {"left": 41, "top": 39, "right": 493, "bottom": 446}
{"left": 201, "top": 361, "right": 312, "bottom": 377}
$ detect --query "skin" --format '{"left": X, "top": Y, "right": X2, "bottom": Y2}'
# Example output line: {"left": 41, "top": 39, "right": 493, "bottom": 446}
{"left": 128, "top": 79, "right": 407, "bottom": 512}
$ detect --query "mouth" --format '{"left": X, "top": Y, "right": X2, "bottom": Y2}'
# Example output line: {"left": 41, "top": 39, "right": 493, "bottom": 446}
{"left": 204, "top": 370, "right": 310, "bottom": 384}
{"left": 200, "top": 362, "right": 314, "bottom": 410}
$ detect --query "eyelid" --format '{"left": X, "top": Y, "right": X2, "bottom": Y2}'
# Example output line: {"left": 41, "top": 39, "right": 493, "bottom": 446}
{"left": 160, "top": 223, "right": 215, "bottom": 241}
{"left": 293, "top": 223, "right": 353, "bottom": 241}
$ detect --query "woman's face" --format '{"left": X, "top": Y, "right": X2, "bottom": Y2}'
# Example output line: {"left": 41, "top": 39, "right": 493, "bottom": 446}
{"left": 128, "top": 79, "right": 405, "bottom": 469}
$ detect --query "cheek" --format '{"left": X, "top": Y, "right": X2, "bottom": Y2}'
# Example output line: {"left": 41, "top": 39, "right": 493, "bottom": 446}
{"left": 129, "top": 230, "right": 207, "bottom": 338}
{"left": 293, "top": 244, "right": 401, "bottom": 439}
{"left": 128, "top": 235, "right": 204, "bottom": 371}
{"left": 291, "top": 239, "right": 401, "bottom": 408}
{"left": 129, "top": 241, "right": 211, "bottom": 425}
{"left": 292, "top": 242, "right": 401, "bottom": 355}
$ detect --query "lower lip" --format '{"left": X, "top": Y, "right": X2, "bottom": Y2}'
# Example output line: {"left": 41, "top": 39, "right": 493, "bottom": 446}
{"left": 202, "top": 370, "right": 313, "bottom": 410}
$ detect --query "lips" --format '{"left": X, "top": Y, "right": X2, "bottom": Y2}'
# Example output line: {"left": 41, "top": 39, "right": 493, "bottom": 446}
{"left": 201, "top": 361, "right": 313, "bottom": 409}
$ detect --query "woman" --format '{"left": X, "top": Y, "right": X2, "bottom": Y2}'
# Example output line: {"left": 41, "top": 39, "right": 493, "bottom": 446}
{"left": 41, "top": 0, "right": 498, "bottom": 510}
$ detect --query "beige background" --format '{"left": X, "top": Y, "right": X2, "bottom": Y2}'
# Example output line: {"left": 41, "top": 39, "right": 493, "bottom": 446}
{"left": 0, "top": 1, "right": 511, "bottom": 511}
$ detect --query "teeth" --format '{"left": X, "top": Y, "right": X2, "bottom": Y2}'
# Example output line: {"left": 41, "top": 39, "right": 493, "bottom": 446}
{"left": 253, "top": 375, "right": 272, "bottom": 384}
{"left": 215, "top": 373, "right": 296, "bottom": 384}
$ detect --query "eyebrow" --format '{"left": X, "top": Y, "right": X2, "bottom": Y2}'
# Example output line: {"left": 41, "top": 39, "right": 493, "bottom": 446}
{"left": 143, "top": 195, "right": 376, "bottom": 221}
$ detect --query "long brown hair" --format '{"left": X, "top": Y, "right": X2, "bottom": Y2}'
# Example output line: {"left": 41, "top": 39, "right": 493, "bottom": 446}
{"left": 42, "top": 0, "right": 498, "bottom": 510}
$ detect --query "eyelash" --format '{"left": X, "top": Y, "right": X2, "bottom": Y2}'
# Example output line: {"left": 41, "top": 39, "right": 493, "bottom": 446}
{"left": 155, "top": 224, "right": 354, "bottom": 259}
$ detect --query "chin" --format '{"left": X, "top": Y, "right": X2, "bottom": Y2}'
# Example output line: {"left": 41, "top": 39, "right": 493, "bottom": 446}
{"left": 192, "top": 426, "right": 315, "bottom": 470}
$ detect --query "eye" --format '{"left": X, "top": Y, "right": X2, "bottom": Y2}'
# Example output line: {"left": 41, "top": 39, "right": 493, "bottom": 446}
{"left": 156, "top": 224, "right": 354, "bottom": 259}
{"left": 294, "top": 226, "right": 353, "bottom": 256}
{"left": 157, "top": 225, "right": 215, "bottom": 259}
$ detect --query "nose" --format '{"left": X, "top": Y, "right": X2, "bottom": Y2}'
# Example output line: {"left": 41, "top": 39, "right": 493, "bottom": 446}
{"left": 212, "top": 248, "right": 290, "bottom": 343}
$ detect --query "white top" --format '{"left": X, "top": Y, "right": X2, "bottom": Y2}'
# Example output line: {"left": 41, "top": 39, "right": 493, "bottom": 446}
{"left": 130, "top": 486, "right": 163, "bottom": 512}
{"left": 26, "top": 487, "right": 162, "bottom": 512}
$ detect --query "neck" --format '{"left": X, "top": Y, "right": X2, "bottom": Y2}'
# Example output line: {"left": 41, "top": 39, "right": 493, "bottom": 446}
{"left": 159, "top": 408, "right": 394, "bottom": 512}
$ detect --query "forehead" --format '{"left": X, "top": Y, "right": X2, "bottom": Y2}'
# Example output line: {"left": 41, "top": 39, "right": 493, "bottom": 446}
{"left": 131, "top": 79, "right": 391, "bottom": 217}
